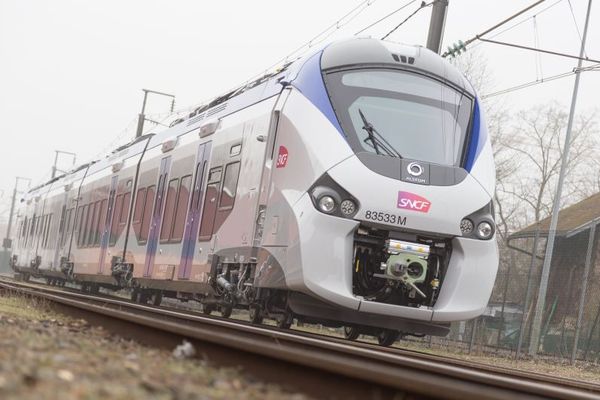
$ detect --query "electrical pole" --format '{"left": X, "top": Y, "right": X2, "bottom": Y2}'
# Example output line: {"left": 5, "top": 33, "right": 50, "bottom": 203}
{"left": 528, "top": 0, "right": 593, "bottom": 357}
{"left": 135, "top": 89, "right": 176, "bottom": 138}
{"left": 3, "top": 176, "right": 30, "bottom": 251}
{"left": 426, "top": 0, "right": 449, "bottom": 54}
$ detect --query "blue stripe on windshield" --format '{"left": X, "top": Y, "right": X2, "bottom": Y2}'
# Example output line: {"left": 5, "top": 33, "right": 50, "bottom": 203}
{"left": 465, "top": 99, "right": 485, "bottom": 172}
{"left": 291, "top": 51, "right": 344, "bottom": 135}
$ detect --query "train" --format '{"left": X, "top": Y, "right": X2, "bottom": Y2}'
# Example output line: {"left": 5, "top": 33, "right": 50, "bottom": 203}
{"left": 10, "top": 37, "right": 498, "bottom": 346}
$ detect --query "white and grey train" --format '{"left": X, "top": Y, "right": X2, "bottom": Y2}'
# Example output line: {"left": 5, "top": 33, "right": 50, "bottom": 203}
{"left": 10, "top": 38, "right": 498, "bottom": 345}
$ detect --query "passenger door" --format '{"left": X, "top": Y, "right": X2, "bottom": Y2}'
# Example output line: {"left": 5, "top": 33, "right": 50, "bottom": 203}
{"left": 144, "top": 156, "right": 172, "bottom": 277}
{"left": 98, "top": 175, "right": 118, "bottom": 273}
{"left": 178, "top": 142, "right": 212, "bottom": 279}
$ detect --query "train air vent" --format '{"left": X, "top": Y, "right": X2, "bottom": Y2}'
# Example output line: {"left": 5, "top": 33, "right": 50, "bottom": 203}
{"left": 206, "top": 103, "right": 227, "bottom": 117}
{"left": 391, "top": 54, "right": 415, "bottom": 65}
{"left": 187, "top": 113, "right": 205, "bottom": 127}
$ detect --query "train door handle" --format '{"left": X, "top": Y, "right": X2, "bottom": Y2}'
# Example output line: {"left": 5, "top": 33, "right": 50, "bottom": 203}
{"left": 256, "top": 135, "right": 266, "bottom": 142}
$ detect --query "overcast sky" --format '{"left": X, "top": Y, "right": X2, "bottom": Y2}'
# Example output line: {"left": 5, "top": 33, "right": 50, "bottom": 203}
{"left": 0, "top": 0, "right": 598, "bottom": 226}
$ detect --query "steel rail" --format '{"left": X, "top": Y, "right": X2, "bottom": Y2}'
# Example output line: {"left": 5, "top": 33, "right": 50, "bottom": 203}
{"left": 0, "top": 278, "right": 598, "bottom": 400}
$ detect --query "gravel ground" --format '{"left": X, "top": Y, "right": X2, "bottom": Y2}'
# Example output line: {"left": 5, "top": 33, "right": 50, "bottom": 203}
{"left": 0, "top": 293, "right": 311, "bottom": 400}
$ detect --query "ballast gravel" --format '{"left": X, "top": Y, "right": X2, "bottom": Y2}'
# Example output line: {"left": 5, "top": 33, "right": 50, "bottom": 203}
{"left": 0, "top": 293, "right": 311, "bottom": 400}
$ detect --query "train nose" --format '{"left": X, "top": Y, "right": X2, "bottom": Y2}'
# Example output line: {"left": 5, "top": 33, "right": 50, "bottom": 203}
{"left": 325, "top": 155, "right": 493, "bottom": 237}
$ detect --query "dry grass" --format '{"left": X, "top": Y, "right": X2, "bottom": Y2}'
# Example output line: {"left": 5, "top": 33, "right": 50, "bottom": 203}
{"left": 0, "top": 292, "right": 310, "bottom": 400}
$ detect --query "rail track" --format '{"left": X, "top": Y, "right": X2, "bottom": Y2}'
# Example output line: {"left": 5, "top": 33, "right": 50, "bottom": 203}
{"left": 0, "top": 276, "right": 598, "bottom": 400}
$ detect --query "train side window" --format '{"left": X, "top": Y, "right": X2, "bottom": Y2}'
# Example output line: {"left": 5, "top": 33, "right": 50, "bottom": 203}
{"left": 30, "top": 214, "right": 36, "bottom": 238}
{"left": 93, "top": 200, "right": 102, "bottom": 246}
{"left": 140, "top": 185, "right": 155, "bottom": 242}
{"left": 82, "top": 204, "right": 93, "bottom": 247}
{"left": 110, "top": 194, "right": 124, "bottom": 245}
{"left": 198, "top": 167, "right": 222, "bottom": 241}
{"left": 86, "top": 202, "right": 99, "bottom": 247}
{"left": 62, "top": 209, "right": 73, "bottom": 247}
{"left": 77, "top": 207, "right": 86, "bottom": 246}
{"left": 160, "top": 179, "right": 179, "bottom": 242}
{"left": 58, "top": 205, "right": 66, "bottom": 236}
{"left": 96, "top": 199, "right": 107, "bottom": 246}
{"left": 40, "top": 215, "right": 47, "bottom": 246}
{"left": 120, "top": 192, "right": 131, "bottom": 225}
{"left": 22, "top": 218, "right": 27, "bottom": 238}
{"left": 133, "top": 188, "right": 146, "bottom": 224}
{"left": 219, "top": 162, "right": 240, "bottom": 210}
{"left": 36, "top": 216, "right": 43, "bottom": 238}
{"left": 171, "top": 175, "right": 191, "bottom": 242}
{"left": 44, "top": 214, "right": 53, "bottom": 248}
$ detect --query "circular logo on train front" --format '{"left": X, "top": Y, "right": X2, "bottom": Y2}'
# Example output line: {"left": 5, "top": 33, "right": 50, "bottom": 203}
{"left": 407, "top": 162, "right": 423, "bottom": 177}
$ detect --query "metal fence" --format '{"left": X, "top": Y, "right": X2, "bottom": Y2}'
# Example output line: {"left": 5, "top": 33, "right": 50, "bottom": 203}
{"left": 413, "top": 219, "right": 600, "bottom": 364}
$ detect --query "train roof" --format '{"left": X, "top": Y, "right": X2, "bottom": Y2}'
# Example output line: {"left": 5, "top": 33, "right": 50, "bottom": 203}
{"left": 26, "top": 38, "right": 475, "bottom": 194}
{"left": 320, "top": 37, "right": 476, "bottom": 96}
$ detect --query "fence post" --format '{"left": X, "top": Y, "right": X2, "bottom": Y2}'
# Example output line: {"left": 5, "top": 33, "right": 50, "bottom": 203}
{"left": 516, "top": 229, "right": 540, "bottom": 360}
{"left": 469, "top": 317, "right": 479, "bottom": 354}
{"left": 497, "top": 251, "right": 514, "bottom": 349}
{"left": 572, "top": 221, "right": 597, "bottom": 364}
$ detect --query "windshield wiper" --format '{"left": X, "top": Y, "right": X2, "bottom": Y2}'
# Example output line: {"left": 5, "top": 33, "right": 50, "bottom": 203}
{"left": 358, "top": 109, "right": 402, "bottom": 158}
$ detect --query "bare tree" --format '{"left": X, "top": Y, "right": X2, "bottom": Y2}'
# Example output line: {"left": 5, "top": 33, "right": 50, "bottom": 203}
{"left": 503, "top": 104, "right": 597, "bottom": 226}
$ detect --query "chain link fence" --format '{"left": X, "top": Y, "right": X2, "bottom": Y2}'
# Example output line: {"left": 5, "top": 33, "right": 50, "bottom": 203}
{"left": 411, "top": 212, "right": 600, "bottom": 364}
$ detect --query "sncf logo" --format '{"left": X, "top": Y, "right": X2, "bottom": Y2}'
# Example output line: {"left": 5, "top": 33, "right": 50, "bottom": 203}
{"left": 397, "top": 191, "right": 431, "bottom": 213}
{"left": 276, "top": 146, "right": 288, "bottom": 168}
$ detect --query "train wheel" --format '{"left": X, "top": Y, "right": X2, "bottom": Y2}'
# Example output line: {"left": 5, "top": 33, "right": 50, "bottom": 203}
{"left": 131, "top": 289, "right": 141, "bottom": 302}
{"left": 249, "top": 305, "right": 263, "bottom": 324}
{"left": 151, "top": 291, "right": 163, "bottom": 306}
{"left": 344, "top": 326, "right": 360, "bottom": 341}
{"left": 138, "top": 291, "right": 150, "bottom": 304}
{"left": 377, "top": 329, "right": 399, "bottom": 347}
{"left": 22, "top": 273, "right": 30, "bottom": 283}
{"left": 276, "top": 314, "right": 292, "bottom": 329}
{"left": 202, "top": 304, "right": 214, "bottom": 315}
{"left": 220, "top": 305, "right": 232, "bottom": 318}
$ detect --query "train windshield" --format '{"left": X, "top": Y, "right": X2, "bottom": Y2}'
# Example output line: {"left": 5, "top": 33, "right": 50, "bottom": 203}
{"left": 324, "top": 69, "right": 473, "bottom": 167}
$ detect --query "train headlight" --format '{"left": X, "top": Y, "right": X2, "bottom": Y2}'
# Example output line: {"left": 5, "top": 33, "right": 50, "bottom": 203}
{"left": 318, "top": 195, "right": 336, "bottom": 213}
{"left": 340, "top": 199, "right": 357, "bottom": 216}
{"left": 460, "top": 218, "right": 474, "bottom": 235}
{"left": 460, "top": 201, "right": 495, "bottom": 240}
{"left": 309, "top": 173, "right": 359, "bottom": 218}
{"left": 476, "top": 221, "right": 494, "bottom": 239}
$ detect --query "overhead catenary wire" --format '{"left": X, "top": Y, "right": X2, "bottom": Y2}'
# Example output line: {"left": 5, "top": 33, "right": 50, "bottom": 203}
{"left": 381, "top": 1, "right": 435, "bottom": 40}
{"left": 176, "top": 0, "right": 380, "bottom": 123}
{"left": 354, "top": 0, "right": 418, "bottom": 35}
{"left": 482, "top": 62, "right": 600, "bottom": 99}
{"left": 476, "top": 37, "right": 600, "bottom": 64}
{"left": 468, "top": 0, "right": 564, "bottom": 52}
{"left": 246, "top": 0, "right": 379, "bottom": 84}
{"left": 442, "top": 0, "right": 547, "bottom": 57}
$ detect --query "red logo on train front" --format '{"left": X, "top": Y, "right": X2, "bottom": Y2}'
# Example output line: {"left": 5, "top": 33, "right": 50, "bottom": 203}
{"left": 276, "top": 146, "right": 288, "bottom": 168}
{"left": 397, "top": 191, "right": 431, "bottom": 213}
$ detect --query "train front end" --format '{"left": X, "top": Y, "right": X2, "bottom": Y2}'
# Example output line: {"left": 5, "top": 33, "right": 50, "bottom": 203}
{"left": 267, "top": 38, "right": 498, "bottom": 336}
